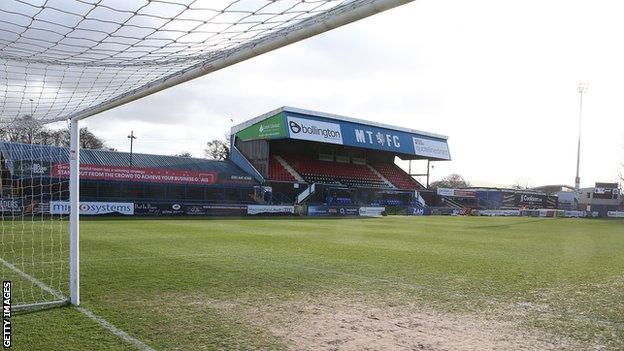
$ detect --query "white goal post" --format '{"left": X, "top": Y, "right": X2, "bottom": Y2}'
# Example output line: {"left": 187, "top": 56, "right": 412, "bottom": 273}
{"left": 69, "top": 119, "right": 80, "bottom": 306}
{"left": 0, "top": 0, "right": 414, "bottom": 310}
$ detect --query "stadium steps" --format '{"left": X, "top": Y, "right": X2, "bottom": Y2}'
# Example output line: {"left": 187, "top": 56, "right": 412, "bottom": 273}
{"left": 367, "top": 165, "right": 395, "bottom": 188}
{"left": 371, "top": 163, "right": 423, "bottom": 190}
{"left": 441, "top": 196, "right": 463, "bottom": 208}
{"left": 274, "top": 155, "right": 304, "bottom": 182}
{"left": 296, "top": 183, "right": 316, "bottom": 204}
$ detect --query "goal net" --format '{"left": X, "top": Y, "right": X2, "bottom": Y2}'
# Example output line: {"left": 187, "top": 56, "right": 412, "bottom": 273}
{"left": 0, "top": 140, "right": 69, "bottom": 310}
{"left": 0, "top": 0, "right": 412, "bottom": 310}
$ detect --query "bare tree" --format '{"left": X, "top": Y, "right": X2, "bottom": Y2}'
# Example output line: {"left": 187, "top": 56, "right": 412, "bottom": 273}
{"left": 204, "top": 135, "right": 230, "bottom": 160}
{"left": 5, "top": 115, "right": 44, "bottom": 144}
{"left": 1, "top": 117, "right": 106, "bottom": 150}
{"left": 512, "top": 178, "right": 532, "bottom": 190}
{"left": 173, "top": 151, "right": 192, "bottom": 157}
{"left": 429, "top": 173, "right": 471, "bottom": 190}
{"left": 79, "top": 128, "right": 105, "bottom": 149}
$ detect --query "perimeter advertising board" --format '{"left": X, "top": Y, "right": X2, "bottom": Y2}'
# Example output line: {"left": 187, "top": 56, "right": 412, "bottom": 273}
{"left": 50, "top": 201, "right": 134, "bottom": 215}
{"left": 134, "top": 203, "right": 247, "bottom": 216}
{"left": 307, "top": 205, "right": 360, "bottom": 217}
{"left": 247, "top": 205, "right": 295, "bottom": 215}
{"left": 0, "top": 199, "right": 22, "bottom": 214}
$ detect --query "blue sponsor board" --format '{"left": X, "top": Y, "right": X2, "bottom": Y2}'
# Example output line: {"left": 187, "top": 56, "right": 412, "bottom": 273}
{"left": 407, "top": 207, "right": 431, "bottom": 216}
{"left": 283, "top": 111, "right": 450, "bottom": 160}
{"left": 308, "top": 205, "right": 360, "bottom": 217}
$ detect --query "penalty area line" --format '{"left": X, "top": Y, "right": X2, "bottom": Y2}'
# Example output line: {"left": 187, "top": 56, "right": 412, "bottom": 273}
{"left": 0, "top": 257, "right": 155, "bottom": 351}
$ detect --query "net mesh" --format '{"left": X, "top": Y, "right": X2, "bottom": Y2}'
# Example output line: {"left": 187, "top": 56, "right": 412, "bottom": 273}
{"left": 1, "top": 0, "right": 355, "bottom": 125}
{"left": 0, "top": 142, "right": 69, "bottom": 307}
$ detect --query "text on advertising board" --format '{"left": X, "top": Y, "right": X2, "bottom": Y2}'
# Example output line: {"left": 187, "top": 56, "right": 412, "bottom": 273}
{"left": 52, "top": 164, "right": 217, "bottom": 185}
{"left": 286, "top": 116, "right": 343, "bottom": 145}
{"left": 50, "top": 201, "right": 134, "bottom": 215}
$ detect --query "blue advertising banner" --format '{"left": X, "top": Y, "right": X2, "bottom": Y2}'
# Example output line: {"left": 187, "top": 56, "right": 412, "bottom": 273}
{"left": 407, "top": 207, "right": 431, "bottom": 216}
{"left": 283, "top": 111, "right": 450, "bottom": 160}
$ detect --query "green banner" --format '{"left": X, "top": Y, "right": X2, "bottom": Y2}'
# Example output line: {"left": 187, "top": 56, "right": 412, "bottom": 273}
{"left": 236, "top": 112, "right": 286, "bottom": 141}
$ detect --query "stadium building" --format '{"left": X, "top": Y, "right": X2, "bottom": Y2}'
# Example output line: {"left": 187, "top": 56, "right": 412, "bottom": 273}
{"left": 229, "top": 106, "right": 451, "bottom": 215}
{"left": 577, "top": 182, "right": 621, "bottom": 216}
{"left": 3, "top": 107, "right": 622, "bottom": 218}
{"left": 0, "top": 107, "right": 451, "bottom": 216}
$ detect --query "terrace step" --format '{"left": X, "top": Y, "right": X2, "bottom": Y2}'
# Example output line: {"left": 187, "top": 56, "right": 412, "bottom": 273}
{"left": 367, "top": 164, "right": 395, "bottom": 188}
{"left": 274, "top": 155, "right": 304, "bottom": 182}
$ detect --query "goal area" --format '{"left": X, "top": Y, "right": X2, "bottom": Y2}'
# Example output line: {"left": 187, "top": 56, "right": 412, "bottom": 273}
{"left": 0, "top": 0, "right": 413, "bottom": 311}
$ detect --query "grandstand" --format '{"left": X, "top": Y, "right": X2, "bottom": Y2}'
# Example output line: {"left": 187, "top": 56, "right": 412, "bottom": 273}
{"left": 231, "top": 106, "right": 451, "bottom": 211}
{"left": 0, "top": 142, "right": 258, "bottom": 216}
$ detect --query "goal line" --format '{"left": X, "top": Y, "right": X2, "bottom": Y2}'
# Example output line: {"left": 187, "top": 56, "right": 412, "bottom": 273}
{"left": 2, "top": 253, "right": 154, "bottom": 350}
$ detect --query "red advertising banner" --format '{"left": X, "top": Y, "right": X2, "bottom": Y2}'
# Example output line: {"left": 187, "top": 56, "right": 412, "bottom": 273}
{"left": 453, "top": 190, "right": 476, "bottom": 198}
{"left": 52, "top": 163, "right": 217, "bottom": 185}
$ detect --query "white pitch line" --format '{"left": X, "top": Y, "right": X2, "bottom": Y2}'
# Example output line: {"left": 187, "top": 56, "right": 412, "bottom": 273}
{"left": 0, "top": 256, "right": 155, "bottom": 351}
{"left": 76, "top": 306, "right": 156, "bottom": 351}
{"left": 0, "top": 257, "right": 65, "bottom": 300}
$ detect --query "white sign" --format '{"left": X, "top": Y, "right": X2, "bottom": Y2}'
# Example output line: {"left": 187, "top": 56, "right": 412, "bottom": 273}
{"left": 359, "top": 207, "right": 385, "bottom": 217}
{"left": 412, "top": 137, "right": 450, "bottom": 160}
{"left": 436, "top": 188, "right": 455, "bottom": 196}
{"left": 563, "top": 210, "right": 587, "bottom": 218}
{"left": 247, "top": 205, "right": 294, "bottom": 215}
{"left": 50, "top": 201, "right": 134, "bottom": 215}
{"left": 479, "top": 210, "right": 520, "bottom": 217}
{"left": 287, "top": 116, "right": 343, "bottom": 145}
{"left": 607, "top": 211, "right": 624, "bottom": 218}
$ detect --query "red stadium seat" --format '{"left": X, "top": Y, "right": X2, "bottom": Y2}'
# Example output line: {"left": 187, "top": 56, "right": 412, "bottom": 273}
{"left": 268, "top": 155, "right": 296, "bottom": 182}
{"left": 279, "top": 153, "right": 388, "bottom": 188}
{"left": 371, "top": 163, "right": 423, "bottom": 190}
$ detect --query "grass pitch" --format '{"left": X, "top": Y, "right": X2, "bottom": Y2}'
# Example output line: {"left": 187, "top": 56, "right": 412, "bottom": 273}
{"left": 10, "top": 217, "right": 624, "bottom": 350}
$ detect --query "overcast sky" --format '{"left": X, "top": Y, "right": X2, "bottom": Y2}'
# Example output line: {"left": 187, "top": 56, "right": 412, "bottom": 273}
{"left": 77, "top": 0, "right": 624, "bottom": 188}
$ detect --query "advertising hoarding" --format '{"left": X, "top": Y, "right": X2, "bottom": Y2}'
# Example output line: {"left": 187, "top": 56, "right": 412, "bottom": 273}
{"left": 358, "top": 207, "right": 386, "bottom": 217}
{"left": 50, "top": 201, "right": 134, "bottom": 215}
{"left": 279, "top": 111, "right": 450, "bottom": 159}
{"left": 307, "top": 205, "right": 360, "bottom": 217}
{"left": 0, "top": 199, "right": 22, "bottom": 214}
{"left": 516, "top": 193, "right": 546, "bottom": 208}
{"left": 134, "top": 203, "right": 247, "bottom": 216}
{"left": 236, "top": 113, "right": 287, "bottom": 141}
{"left": 286, "top": 116, "right": 343, "bottom": 145}
{"left": 436, "top": 188, "right": 475, "bottom": 197}
{"left": 247, "top": 205, "right": 295, "bottom": 215}
{"left": 52, "top": 163, "right": 218, "bottom": 185}
{"left": 593, "top": 182, "right": 619, "bottom": 199}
